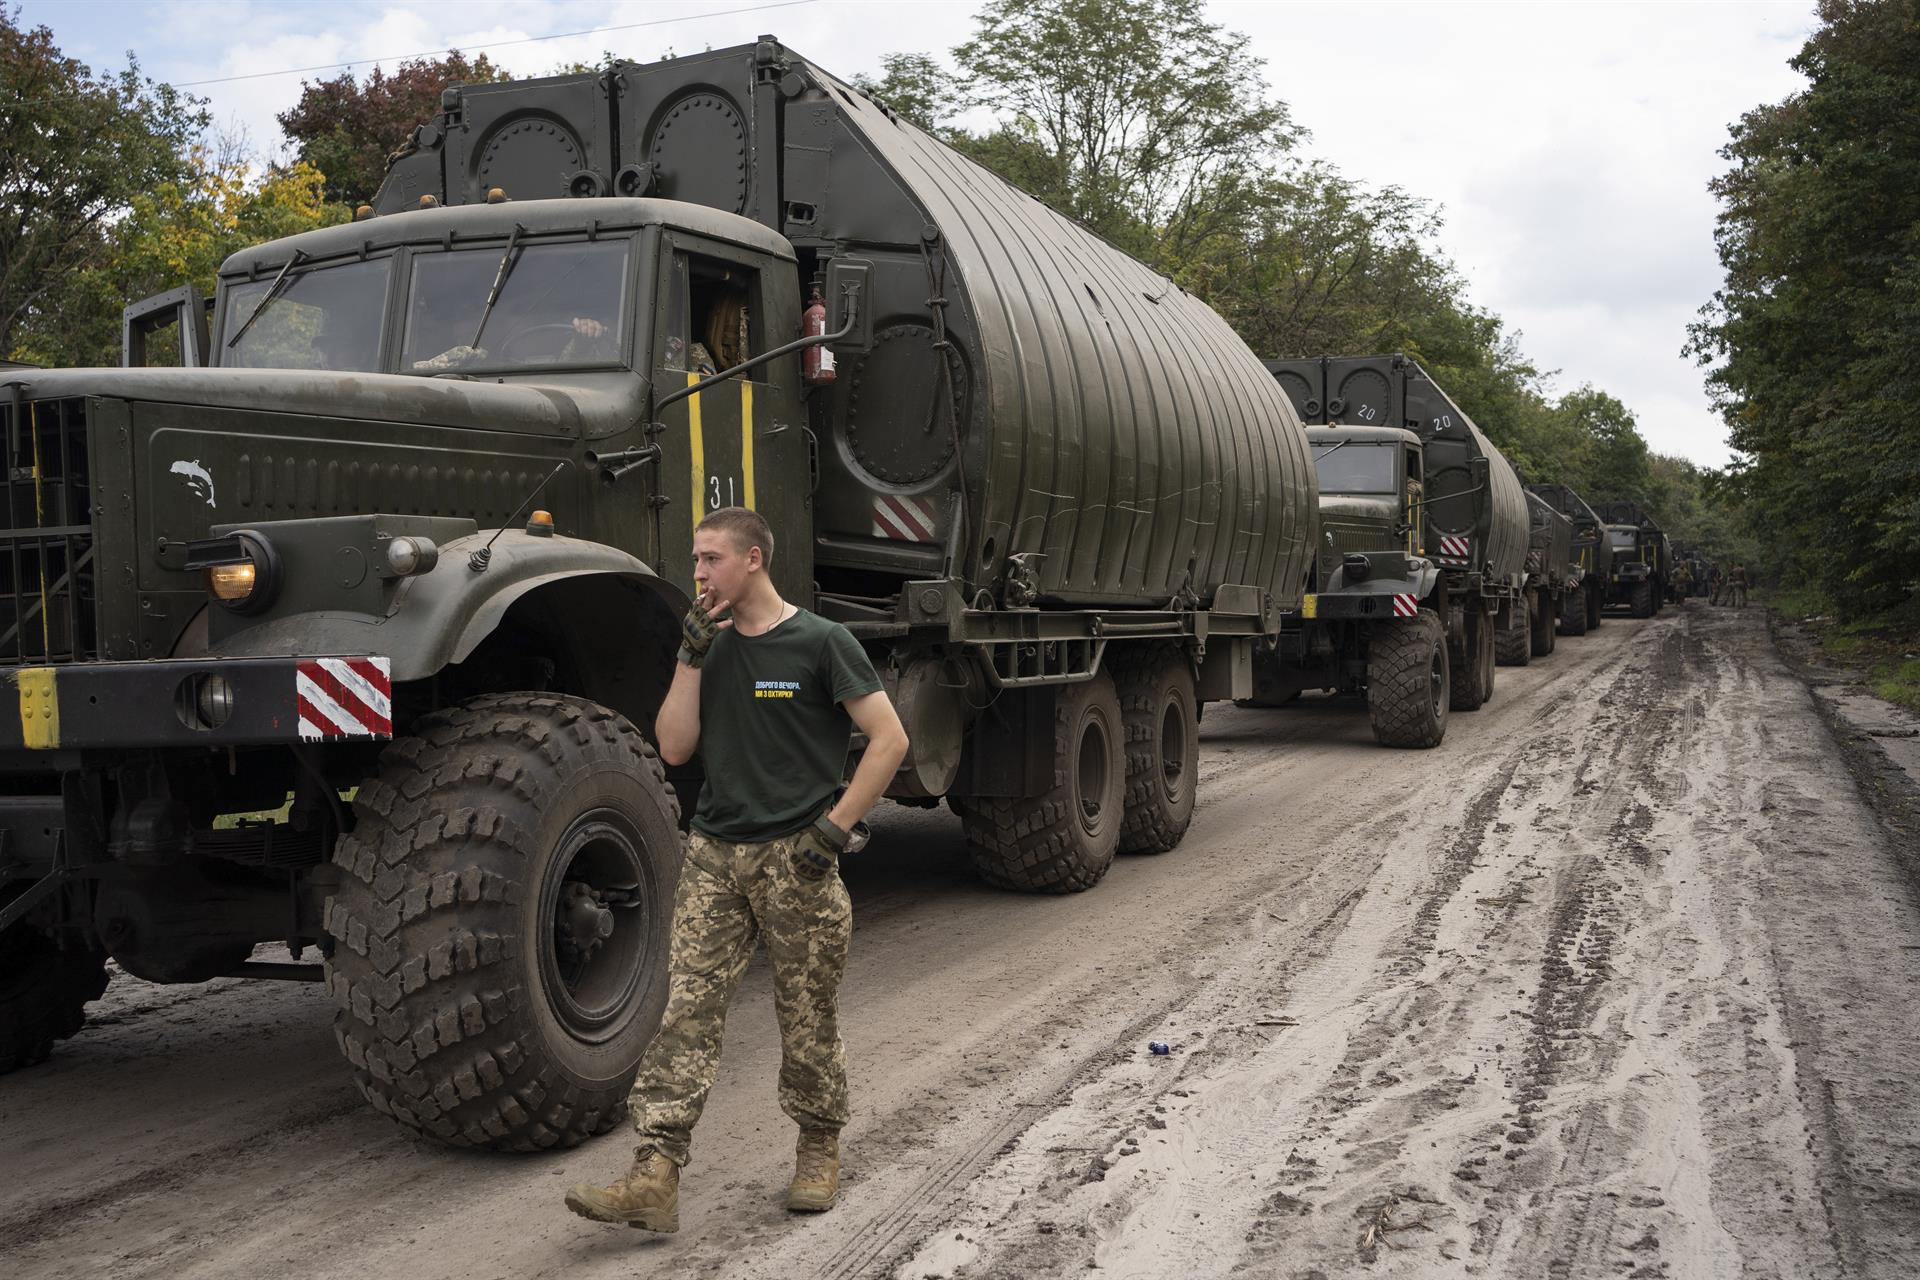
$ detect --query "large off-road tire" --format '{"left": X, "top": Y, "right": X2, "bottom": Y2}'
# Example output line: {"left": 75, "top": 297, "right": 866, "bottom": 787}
{"left": 960, "top": 673, "right": 1126, "bottom": 893}
{"left": 1450, "top": 603, "right": 1496, "bottom": 712}
{"left": 1559, "top": 588, "right": 1589, "bottom": 636}
{"left": 1495, "top": 598, "right": 1532, "bottom": 667}
{"left": 0, "top": 921, "right": 109, "bottom": 1074}
{"left": 1586, "top": 583, "right": 1603, "bottom": 629}
{"left": 325, "top": 693, "right": 682, "bottom": 1150}
{"left": 1630, "top": 580, "right": 1654, "bottom": 618}
{"left": 1367, "top": 611, "right": 1449, "bottom": 748}
{"left": 1530, "top": 591, "right": 1558, "bottom": 656}
{"left": 1112, "top": 649, "right": 1199, "bottom": 854}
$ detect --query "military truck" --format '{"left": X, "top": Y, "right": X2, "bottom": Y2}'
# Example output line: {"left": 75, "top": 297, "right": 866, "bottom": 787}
{"left": 1595, "top": 501, "right": 1670, "bottom": 617}
{"left": 1509, "top": 491, "right": 1572, "bottom": 663}
{"left": 1526, "top": 482, "right": 1612, "bottom": 633}
{"left": 1247, "top": 355, "right": 1530, "bottom": 740}
{"left": 0, "top": 39, "right": 1318, "bottom": 1147}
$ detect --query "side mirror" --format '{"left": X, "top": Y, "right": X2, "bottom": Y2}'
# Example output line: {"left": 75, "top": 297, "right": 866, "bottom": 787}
{"left": 824, "top": 257, "right": 873, "bottom": 354}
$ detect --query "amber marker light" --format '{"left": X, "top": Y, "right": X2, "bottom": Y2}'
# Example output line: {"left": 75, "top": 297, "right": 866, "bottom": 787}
{"left": 206, "top": 560, "right": 258, "bottom": 601}
{"left": 526, "top": 509, "right": 555, "bottom": 537}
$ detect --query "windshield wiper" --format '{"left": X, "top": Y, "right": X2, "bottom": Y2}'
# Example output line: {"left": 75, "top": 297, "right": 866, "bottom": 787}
{"left": 470, "top": 223, "right": 527, "bottom": 350}
{"left": 225, "top": 250, "right": 308, "bottom": 350}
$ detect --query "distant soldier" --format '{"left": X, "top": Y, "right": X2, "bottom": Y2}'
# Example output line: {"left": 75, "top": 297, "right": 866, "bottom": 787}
{"left": 1706, "top": 563, "right": 1723, "bottom": 605}
{"left": 565, "top": 507, "right": 910, "bottom": 1233}
{"left": 1672, "top": 562, "right": 1692, "bottom": 602}
{"left": 1730, "top": 562, "right": 1749, "bottom": 608}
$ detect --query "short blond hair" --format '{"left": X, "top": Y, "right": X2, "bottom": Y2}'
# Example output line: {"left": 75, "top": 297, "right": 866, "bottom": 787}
{"left": 697, "top": 506, "right": 774, "bottom": 563}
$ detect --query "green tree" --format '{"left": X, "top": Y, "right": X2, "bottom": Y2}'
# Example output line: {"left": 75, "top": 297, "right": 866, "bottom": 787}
{"left": 851, "top": 52, "right": 955, "bottom": 133}
{"left": 0, "top": 4, "right": 208, "bottom": 362}
{"left": 952, "top": 0, "right": 1299, "bottom": 263}
{"left": 278, "top": 51, "right": 510, "bottom": 208}
{"left": 16, "top": 141, "right": 347, "bottom": 369}
{"left": 1687, "top": 0, "right": 1920, "bottom": 615}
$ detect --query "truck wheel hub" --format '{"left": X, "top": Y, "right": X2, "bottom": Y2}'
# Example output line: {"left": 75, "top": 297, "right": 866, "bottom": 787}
{"left": 558, "top": 881, "right": 615, "bottom": 959}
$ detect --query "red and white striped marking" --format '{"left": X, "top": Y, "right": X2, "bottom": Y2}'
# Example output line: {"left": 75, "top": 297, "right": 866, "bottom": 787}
{"left": 297, "top": 657, "right": 393, "bottom": 741}
{"left": 1391, "top": 593, "right": 1419, "bottom": 617}
{"left": 871, "top": 494, "right": 939, "bottom": 543}
{"left": 1437, "top": 534, "right": 1471, "bottom": 560}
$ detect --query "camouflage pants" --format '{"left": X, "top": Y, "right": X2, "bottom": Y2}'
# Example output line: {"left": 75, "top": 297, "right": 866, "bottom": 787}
{"left": 628, "top": 828, "right": 852, "bottom": 1166}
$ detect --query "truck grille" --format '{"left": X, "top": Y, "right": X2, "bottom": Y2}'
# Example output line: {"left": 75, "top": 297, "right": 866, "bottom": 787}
{"left": 0, "top": 395, "right": 97, "bottom": 663}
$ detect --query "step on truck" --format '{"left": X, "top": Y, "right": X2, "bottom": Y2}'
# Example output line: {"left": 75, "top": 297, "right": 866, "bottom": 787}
{"left": 1526, "top": 482, "right": 1613, "bottom": 633}
{"left": 1595, "top": 501, "right": 1671, "bottom": 618}
{"left": 0, "top": 38, "right": 1319, "bottom": 1147}
{"left": 1243, "top": 354, "right": 1530, "bottom": 745}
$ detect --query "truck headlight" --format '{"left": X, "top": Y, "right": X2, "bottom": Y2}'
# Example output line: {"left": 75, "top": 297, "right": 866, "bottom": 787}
{"left": 206, "top": 561, "right": 257, "bottom": 600}
{"left": 189, "top": 530, "right": 281, "bottom": 613}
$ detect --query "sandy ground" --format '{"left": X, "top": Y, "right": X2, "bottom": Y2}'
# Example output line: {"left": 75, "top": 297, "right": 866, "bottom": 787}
{"left": 3, "top": 604, "right": 1917, "bottom": 1279}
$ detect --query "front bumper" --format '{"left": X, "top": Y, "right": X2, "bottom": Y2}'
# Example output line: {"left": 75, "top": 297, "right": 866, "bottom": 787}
{"left": 1299, "top": 590, "right": 1422, "bottom": 621}
{"left": 1, "top": 655, "right": 392, "bottom": 751}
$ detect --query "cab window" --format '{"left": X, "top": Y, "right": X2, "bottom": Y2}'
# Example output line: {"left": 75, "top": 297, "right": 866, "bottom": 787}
{"left": 660, "top": 250, "right": 759, "bottom": 376}
{"left": 401, "top": 239, "right": 631, "bottom": 374}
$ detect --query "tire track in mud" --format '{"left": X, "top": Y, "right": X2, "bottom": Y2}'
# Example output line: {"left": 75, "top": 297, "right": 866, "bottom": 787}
{"left": 1139, "top": 619, "right": 1691, "bottom": 1278}
{"left": 1278, "top": 640, "right": 1666, "bottom": 1273}
{"left": 0, "top": 1091, "right": 368, "bottom": 1255}
{"left": 1470, "top": 629, "right": 1692, "bottom": 1279}
{"left": 886, "top": 626, "right": 1667, "bottom": 1279}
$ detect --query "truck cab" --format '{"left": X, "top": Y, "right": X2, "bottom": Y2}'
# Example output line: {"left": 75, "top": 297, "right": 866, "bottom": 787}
{"left": 202, "top": 198, "right": 815, "bottom": 604}
{"left": 1307, "top": 425, "right": 1425, "bottom": 581}
{"left": 1605, "top": 523, "right": 1666, "bottom": 617}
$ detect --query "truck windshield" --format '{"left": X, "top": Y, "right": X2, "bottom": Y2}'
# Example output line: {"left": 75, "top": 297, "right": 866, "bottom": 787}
{"left": 1608, "top": 528, "right": 1639, "bottom": 549}
{"left": 221, "top": 258, "right": 391, "bottom": 371}
{"left": 1312, "top": 442, "right": 1396, "bottom": 494}
{"left": 401, "top": 239, "right": 631, "bottom": 374}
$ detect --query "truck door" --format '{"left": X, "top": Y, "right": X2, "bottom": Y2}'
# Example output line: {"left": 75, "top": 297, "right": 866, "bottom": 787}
{"left": 651, "top": 236, "right": 812, "bottom": 602}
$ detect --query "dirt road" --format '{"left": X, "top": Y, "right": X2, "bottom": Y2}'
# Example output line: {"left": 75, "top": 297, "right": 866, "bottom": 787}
{"left": 4, "top": 605, "right": 1917, "bottom": 1279}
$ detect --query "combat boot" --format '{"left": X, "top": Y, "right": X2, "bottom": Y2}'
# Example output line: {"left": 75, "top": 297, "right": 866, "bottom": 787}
{"left": 564, "top": 1146, "right": 680, "bottom": 1231}
{"left": 788, "top": 1127, "right": 841, "bottom": 1212}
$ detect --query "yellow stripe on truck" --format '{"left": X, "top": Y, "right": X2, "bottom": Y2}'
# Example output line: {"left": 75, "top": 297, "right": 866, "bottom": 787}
{"left": 741, "top": 380, "right": 756, "bottom": 509}
{"left": 688, "top": 371, "right": 706, "bottom": 536}
{"left": 16, "top": 666, "right": 58, "bottom": 749}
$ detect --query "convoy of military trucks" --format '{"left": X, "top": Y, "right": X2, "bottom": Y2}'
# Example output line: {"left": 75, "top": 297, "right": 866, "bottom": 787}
{"left": 0, "top": 39, "right": 1705, "bottom": 1152}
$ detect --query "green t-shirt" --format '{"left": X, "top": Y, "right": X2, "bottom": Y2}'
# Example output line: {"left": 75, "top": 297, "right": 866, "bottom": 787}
{"left": 690, "top": 608, "right": 884, "bottom": 843}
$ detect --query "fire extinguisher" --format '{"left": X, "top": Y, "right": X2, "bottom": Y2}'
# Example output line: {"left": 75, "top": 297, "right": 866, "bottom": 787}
{"left": 802, "top": 286, "right": 836, "bottom": 386}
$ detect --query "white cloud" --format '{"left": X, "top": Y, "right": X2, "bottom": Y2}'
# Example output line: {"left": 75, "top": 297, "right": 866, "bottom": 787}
{"left": 1224, "top": 0, "right": 1814, "bottom": 464}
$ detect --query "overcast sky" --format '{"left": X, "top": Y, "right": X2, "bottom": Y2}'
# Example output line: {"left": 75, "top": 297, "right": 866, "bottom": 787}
{"left": 23, "top": 0, "right": 1816, "bottom": 465}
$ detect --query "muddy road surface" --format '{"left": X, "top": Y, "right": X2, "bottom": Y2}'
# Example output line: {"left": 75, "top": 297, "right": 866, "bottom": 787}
{"left": 4, "top": 605, "right": 1918, "bottom": 1279}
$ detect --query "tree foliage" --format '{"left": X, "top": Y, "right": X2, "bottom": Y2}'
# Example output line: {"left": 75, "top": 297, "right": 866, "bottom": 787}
{"left": 26, "top": 145, "right": 345, "bottom": 368}
{"left": 278, "top": 51, "right": 509, "bottom": 208}
{"left": 953, "top": 0, "right": 1298, "bottom": 264}
{"left": 1688, "top": 0, "right": 1920, "bottom": 614}
{"left": 0, "top": 4, "right": 208, "bottom": 360}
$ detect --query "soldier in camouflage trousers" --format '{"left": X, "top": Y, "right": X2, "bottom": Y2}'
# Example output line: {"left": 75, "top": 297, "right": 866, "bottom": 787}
{"left": 567, "top": 508, "right": 908, "bottom": 1233}
{"left": 628, "top": 826, "right": 854, "bottom": 1162}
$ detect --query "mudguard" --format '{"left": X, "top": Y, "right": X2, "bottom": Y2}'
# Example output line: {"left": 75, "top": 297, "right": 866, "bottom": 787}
{"left": 201, "top": 529, "right": 686, "bottom": 682}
